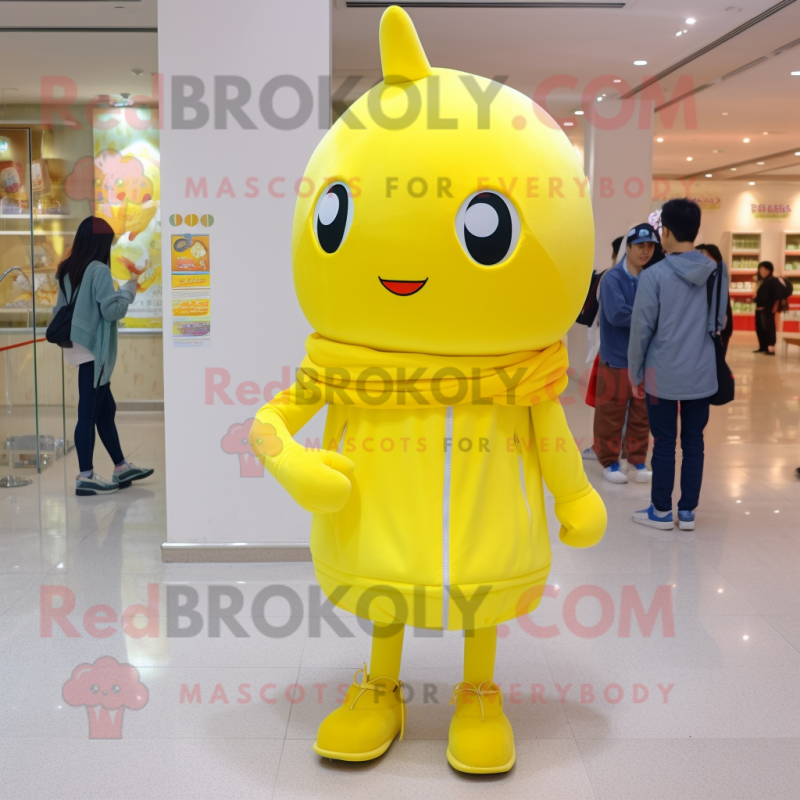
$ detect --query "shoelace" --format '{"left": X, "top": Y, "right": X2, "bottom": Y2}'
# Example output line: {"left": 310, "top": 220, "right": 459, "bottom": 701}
{"left": 350, "top": 663, "right": 406, "bottom": 740}
{"left": 449, "top": 680, "right": 500, "bottom": 722}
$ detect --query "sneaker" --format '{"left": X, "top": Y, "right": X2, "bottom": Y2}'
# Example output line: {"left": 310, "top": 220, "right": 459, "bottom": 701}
{"left": 603, "top": 462, "right": 628, "bottom": 484}
{"left": 678, "top": 510, "right": 696, "bottom": 531}
{"left": 76, "top": 473, "right": 120, "bottom": 497}
{"left": 631, "top": 463, "right": 652, "bottom": 483}
{"left": 632, "top": 504, "right": 674, "bottom": 530}
{"left": 581, "top": 446, "right": 597, "bottom": 461}
{"left": 113, "top": 462, "right": 155, "bottom": 489}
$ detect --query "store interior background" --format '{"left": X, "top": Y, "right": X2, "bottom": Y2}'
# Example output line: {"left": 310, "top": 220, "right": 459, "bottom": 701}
{"left": 1, "top": 0, "right": 800, "bottom": 503}
{"left": 2, "top": 3, "right": 800, "bottom": 797}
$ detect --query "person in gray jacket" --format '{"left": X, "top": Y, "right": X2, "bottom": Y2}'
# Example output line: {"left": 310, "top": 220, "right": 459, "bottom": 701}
{"left": 628, "top": 199, "right": 727, "bottom": 532}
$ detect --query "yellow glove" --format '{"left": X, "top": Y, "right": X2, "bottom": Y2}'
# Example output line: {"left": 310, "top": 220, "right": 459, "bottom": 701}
{"left": 555, "top": 486, "right": 606, "bottom": 549}
{"left": 250, "top": 416, "right": 354, "bottom": 514}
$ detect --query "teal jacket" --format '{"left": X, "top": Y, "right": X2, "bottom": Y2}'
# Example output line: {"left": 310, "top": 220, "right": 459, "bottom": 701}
{"left": 52, "top": 261, "right": 138, "bottom": 387}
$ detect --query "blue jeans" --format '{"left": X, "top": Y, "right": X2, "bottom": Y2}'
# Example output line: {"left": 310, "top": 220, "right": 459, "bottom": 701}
{"left": 645, "top": 394, "right": 711, "bottom": 513}
{"left": 76, "top": 362, "right": 125, "bottom": 473}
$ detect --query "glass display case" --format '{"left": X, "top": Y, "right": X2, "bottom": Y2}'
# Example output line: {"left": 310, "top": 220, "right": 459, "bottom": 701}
{"left": 0, "top": 124, "right": 77, "bottom": 481}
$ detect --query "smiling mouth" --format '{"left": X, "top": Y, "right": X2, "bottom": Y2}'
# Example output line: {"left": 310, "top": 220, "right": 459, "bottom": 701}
{"left": 379, "top": 278, "right": 428, "bottom": 296}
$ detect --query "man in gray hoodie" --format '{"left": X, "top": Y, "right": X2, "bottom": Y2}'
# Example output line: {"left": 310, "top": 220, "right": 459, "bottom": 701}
{"left": 628, "top": 199, "right": 728, "bottom": 532}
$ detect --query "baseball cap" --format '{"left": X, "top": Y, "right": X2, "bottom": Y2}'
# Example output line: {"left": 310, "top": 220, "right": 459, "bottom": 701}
{"left": 627, "top": 223, "right": 660, "bottom": 245}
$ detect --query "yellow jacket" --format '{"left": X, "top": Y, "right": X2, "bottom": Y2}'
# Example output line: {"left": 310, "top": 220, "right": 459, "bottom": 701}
{"left": 253, "top": 384, "right": 604, "bottom": 631}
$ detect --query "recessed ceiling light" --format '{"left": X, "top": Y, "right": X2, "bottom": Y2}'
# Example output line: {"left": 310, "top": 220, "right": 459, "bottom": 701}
{"left": 563, "top": 122, "right": 574, "bottom": 127}
{"left": 676, "top": 31, "right": 683, "bottom": 36}
{"left": 792, "top": 71, "right": 800, "bottom": 76}
{"left": 795, "top": 152, "right": 800, "bottom": 156}
{"left": 687, "top": 156, "right": 693, "bottom": 161}
{"left": 743, "top": 138, "right": 750, "bottom": 143}
{"left": 683, "top": 29, "right": 688, "bottom": 33}
{"left": 597, "top": 96, "right": 603, "bottom": 101}
{"left": 686, "top": 17, "right": 696, "bottom": 24}
{"left": 634, "top": 60, "right": 647, "bottom": 66}
{"left": 762, "top": 131, "right": 768, "bottom": 135}
{"left": 574, "top": 110, "right": 584, "bottom": 115}
{"left": 705, "top": 173, "right": 713, "bottom": 177}
{"left": 613, "top": 79, "right": 622, "bottom": 83}
{"left": 756, "top": 161, "right": 765, "bottom": 165}
{"left": 722, "top": 112, "right": 729, "bottom": 116}
{"left": 656, "top": 137, "right": 664, "bottom": 142}
{"left": 749, "top": 181, "right": 755, "bottom": 185}
{"left": 731, "top": 167, "right": 737, "bottom": 171}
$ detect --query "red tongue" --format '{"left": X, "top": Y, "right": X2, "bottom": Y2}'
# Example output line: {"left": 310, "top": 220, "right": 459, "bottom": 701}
{"left": 380, "top": 279, "right": 427, "bottom": 296}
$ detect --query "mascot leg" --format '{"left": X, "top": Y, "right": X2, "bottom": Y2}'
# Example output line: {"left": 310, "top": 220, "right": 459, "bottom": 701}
{"left": 447, "top": 625, "right": 515, "bottom": 774}
{"left": 313, "top": 622, "right": 406, "bottom": 761}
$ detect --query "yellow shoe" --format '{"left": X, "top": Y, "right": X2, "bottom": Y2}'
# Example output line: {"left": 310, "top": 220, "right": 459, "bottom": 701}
{"left": 313, "top": 663, "right": 406, "bottom": 761}
{"left": 446, "top": 681, "right": 515, "bottom": 774}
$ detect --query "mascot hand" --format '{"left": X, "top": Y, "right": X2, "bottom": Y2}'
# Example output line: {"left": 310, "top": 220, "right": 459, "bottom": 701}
{"left": 275, "top": 446, "right": 354, "bottom": 514}
{"left": 555, "top": 487, "right": 606, "bottom": 549}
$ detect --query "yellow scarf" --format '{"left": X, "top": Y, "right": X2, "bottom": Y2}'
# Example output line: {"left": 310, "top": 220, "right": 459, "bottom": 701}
{"left": 297, "top": 333, "right": 568, "bottom": 408}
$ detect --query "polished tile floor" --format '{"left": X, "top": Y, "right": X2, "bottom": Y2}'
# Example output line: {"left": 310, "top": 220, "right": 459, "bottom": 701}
{"left": 2, "top": 337, "right": 800, "bottom": 799}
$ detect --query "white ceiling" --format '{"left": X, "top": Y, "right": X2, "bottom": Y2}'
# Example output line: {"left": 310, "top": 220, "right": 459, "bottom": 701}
{"left": 1, "top": 0, "right": 799, "bottom": 182}
{"left": 0, "top": 0, "right": 157, "bottom": 110}
{"left": 331, "top": 0, "right": 800, "bottom": 180}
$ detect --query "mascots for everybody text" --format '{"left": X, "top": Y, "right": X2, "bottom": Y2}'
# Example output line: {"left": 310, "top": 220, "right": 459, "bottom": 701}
{"left": 251, "top": 6, "right": 606, "bottom": 774}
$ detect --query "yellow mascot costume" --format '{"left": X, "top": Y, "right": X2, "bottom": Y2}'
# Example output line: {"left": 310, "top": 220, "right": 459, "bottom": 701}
{"left": 251, "top": 5, "right": 606, "bottom": 774}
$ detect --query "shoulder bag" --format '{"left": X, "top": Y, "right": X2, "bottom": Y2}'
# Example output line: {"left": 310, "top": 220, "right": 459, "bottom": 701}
{"left": 706, "top": 263, "right": 734, "bottom": 406}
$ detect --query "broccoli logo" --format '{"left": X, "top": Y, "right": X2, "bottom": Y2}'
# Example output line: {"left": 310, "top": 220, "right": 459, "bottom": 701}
{"left": 62, "top": 656, "right": 148, "bottom": 739}
{"left": 221, "top": 418, "right": 283, "bottom": 477}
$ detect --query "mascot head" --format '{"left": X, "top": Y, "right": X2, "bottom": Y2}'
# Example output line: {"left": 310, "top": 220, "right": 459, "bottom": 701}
{"left": 292, "top": 5, "right": 593, "bottom": 355}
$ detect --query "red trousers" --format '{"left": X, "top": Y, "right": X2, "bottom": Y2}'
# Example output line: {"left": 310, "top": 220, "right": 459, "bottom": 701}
{"left": 592, "top": 363, "right": 650, "bottom": 467}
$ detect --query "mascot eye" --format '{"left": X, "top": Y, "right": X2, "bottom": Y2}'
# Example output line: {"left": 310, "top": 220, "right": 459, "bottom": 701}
{"left": 456, "top": 191, "right": 520, "bottom": 266}
{"left": 314, "top": 182, "right": 354, "bottom": 254}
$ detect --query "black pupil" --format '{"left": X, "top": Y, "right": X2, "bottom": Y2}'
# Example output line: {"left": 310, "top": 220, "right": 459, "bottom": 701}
{"left": 317, "top": 184, "right": 349, "bottom": 254}
{"left": 464, "top": 193, "right": 512, "bottom": 266}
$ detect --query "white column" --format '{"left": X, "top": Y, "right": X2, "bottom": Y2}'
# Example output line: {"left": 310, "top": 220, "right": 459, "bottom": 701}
{"left": 567, "top": 99, "right": 653, "bottom": 439}
{"left": 159, "top": 0, "right": 331, "bottom": 555}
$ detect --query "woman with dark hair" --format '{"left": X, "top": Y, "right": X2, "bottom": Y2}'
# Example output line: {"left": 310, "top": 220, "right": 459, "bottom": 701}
{"left": 754, "top": 261, "right": 783, "bottom": 355}
{"left": 52, "top": 216, "right": 154, "bottom": 495}
{"left": 696, "top": 244, "right": 734, "bottom": 355}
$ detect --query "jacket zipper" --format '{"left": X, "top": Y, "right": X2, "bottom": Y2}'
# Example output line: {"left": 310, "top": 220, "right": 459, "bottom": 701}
{"left": 442, "top": 406, "right": 454, "bottom": 630}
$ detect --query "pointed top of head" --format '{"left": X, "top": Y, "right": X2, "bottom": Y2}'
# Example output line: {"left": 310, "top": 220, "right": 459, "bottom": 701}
{"left": 380, "top": 5, "right": 432, "bottom": 84}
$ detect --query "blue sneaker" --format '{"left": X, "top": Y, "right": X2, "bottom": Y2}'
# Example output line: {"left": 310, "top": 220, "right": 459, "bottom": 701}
{"left": 603, "top": 462, "right": 628, "bottom": 484}
{"left": 678, "top": 510, "right": 695, "bottom": 531}
{"left": 631, "top": 462, "right": 652, "bottom": 483}
{"left": 113, "top": 462, "right": 155, "bottom": 489}
{"left": 632, "top": 504, "right": 674, "bottom": 530}
{"left": 581, "top": 446, "right": 597, "bottom": 461}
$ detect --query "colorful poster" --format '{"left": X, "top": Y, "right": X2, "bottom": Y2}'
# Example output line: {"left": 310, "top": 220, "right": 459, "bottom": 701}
{"left": 171, "top": 235, "right": 210, "bottom": 273}
{"left": 172, "top": 290, "right": 211, "bottom": 347}
{"left": 92, "top": 109, "right": 162, "bottom": 329}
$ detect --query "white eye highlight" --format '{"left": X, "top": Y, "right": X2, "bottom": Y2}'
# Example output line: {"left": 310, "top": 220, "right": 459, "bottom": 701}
{"left": 464, "top": 203, "right": 500, "bottom": 238}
